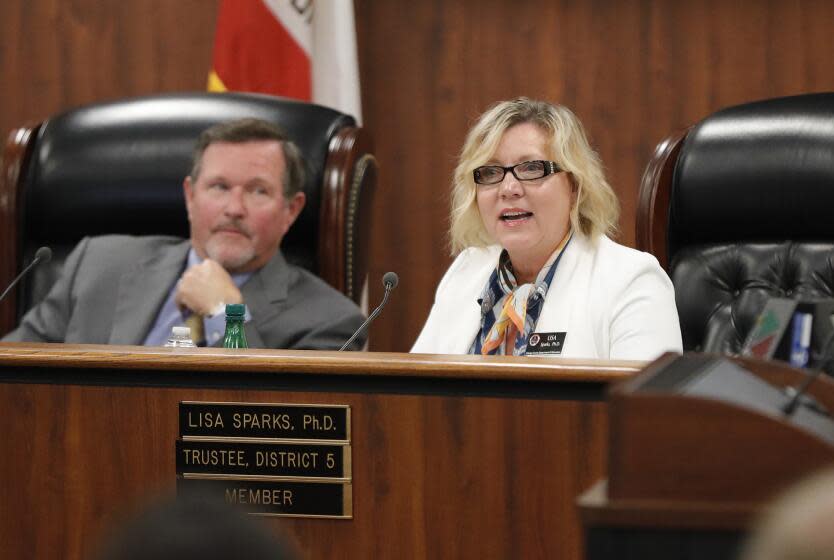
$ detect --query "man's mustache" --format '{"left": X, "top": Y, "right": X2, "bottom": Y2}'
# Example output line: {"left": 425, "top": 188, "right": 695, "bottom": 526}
{"left": 211, "top": 221, "right": 252, "bottom": 238}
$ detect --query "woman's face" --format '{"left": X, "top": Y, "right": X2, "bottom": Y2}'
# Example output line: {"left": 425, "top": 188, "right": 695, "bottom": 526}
{"left": 476, "top": 122, "right": 575, "bottom": 277}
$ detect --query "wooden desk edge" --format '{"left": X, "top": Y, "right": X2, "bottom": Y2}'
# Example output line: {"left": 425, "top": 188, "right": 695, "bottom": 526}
{"left": 578, "top": 480, "right": 759, "bottom": 531}
{"left": 0, "top": 342, "right": 643, "bottom": 383}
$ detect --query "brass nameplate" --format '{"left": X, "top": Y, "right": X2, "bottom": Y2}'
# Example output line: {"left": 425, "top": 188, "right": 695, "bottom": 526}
{"left": 179, "top": 402, "right": 349, "bottom": 441}
{"left": 176, "top": 440, "right": 350, "bottom": 478}
{"left": 177, "top": 477, "right": 352, "bottom": 518}
{"left": 177, "top": 401, "right": 352, "bottom": 519}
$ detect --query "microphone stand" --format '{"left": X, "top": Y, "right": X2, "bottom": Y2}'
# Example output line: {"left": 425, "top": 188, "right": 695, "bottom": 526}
{"left": 0, "top": 247, "right": 52, "bottom": 304}
{"left": 339, "top": 274, "right": 397, "bottom": 351}
{"left": 782, "top": 329, "right": 834, "bottom": 416}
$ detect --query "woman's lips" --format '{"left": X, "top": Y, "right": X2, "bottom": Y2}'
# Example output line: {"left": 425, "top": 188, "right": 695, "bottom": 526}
{"left": 500, "top": 210, "right": 533, "bottom": 222}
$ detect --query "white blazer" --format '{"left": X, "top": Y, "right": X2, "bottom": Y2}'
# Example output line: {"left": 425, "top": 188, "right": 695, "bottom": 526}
{"left": 411, "top": 234, "right": 682, "bottom": 360}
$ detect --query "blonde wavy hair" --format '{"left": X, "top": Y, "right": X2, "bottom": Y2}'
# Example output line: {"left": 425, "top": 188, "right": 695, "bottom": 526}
{"left": 449, "top": 98, "right": 619, "bottom": 254}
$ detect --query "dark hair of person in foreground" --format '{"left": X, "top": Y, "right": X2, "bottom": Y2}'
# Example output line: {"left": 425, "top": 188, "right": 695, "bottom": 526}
{"left": 92, "top": 493, "right": 299, "bottom": 560}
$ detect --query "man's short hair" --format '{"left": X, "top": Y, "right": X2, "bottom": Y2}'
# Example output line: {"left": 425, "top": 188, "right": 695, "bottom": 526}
{"left": 189, "top": 118, "right": 307, "bottom": 198}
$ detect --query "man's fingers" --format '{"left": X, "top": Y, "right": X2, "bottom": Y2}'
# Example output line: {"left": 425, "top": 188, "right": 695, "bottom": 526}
{"left": 175, "top": 260, "right": 242, "bottom": 316}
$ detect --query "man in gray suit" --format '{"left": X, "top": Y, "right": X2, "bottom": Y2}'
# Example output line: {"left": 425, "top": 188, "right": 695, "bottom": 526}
{"left": 2, "top": 119, "right": 366, "bottom": 350}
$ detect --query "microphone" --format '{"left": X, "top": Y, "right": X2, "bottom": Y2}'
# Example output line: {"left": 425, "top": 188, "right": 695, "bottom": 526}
{"left": 338, "top": 272, "right": 399, "bottom": 351}
{"left": 0, "top": 246, "right": 52, "bottom": 304}
{"left": 781, "top": 368, "right": 830, "bottom": 416}
{"left": 782, "top": 329, "right": 834, "bottom": 416}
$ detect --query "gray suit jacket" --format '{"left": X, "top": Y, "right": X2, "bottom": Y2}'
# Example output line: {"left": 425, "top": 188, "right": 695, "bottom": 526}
{"left": 2, "top": 235, "right": 366, "bottom": 350}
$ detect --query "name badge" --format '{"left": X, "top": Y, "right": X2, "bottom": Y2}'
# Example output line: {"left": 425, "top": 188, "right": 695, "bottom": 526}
{"left": 526, "top": 332, "right": 566, "bottom": 355}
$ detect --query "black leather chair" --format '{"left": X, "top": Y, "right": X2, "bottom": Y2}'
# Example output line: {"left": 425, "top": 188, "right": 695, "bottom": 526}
{"left": 0, "top": 92, "right": 376, "bottom": 335}
{"left": 636, "top": 92, "right": 834, "bottom": 353}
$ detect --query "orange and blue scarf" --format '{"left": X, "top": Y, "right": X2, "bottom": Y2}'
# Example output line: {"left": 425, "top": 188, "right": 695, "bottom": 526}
{"left": 472, "top": 233, "right": 572, "bottom": 356}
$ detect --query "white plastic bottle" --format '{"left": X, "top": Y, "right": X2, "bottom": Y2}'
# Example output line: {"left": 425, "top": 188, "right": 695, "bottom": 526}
{"left": 163, "top": 326, "right": 196, "bottom": 347}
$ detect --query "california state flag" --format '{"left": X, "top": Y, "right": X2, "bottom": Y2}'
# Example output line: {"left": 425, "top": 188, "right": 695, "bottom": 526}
{"left": 208, "top": 0, "right": 362, "bottom": 123}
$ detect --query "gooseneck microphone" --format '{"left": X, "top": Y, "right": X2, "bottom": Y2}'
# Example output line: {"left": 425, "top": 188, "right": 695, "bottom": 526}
{"left": 0, "top": 246, "right": 52, "bottom": 304}
{"left": 781, "top": 369, "right": 828, "bottom": 416}
{"left": 782, "top": 330, "right": 834, "bottom": 416}
{"left": 339, "top": 272, "right": 399, "bottom": 351}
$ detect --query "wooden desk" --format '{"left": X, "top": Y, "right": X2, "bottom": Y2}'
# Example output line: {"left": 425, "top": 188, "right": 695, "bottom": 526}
{"left": 0, "top": 343, "right": 640, "bottom": 559}
{"left": 579, "top": 354, "right": 834, "bottom": 560}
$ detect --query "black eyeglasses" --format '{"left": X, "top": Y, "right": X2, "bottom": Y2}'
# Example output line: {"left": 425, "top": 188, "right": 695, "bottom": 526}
{"left": 473, "top": 160, "right": 562, "bottom": 186}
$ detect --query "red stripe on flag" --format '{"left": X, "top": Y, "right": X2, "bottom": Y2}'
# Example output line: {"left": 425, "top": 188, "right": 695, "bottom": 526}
{"left": 211, "top": 0, "right": 311, "bottom": 100}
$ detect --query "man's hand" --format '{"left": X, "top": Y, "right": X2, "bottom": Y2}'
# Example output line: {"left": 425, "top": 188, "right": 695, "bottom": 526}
{"left": 175, "top": 259, "right": 243, "bottom": 316}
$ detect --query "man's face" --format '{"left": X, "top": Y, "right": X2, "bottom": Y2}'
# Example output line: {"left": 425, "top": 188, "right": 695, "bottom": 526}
{"left": 183, "top": 140, "right": 305, "bottom": 273}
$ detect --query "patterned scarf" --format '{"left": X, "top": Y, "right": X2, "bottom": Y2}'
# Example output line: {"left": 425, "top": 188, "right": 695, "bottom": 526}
{"left": 472, "top": 233, "right": 572, "bottom": 356}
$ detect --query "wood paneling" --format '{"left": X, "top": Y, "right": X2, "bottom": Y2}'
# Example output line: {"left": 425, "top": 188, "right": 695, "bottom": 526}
{"left": 3, "top": 0, "right": 834, "bottom": 352}
{"left": 1, "top": 386, "right": 610, "bottom": 559}
{"left": 0, "top": 1, "right": 218, "bottom": 131}
{"left": 0, "top": 345, "right": 634, "bottom": 558}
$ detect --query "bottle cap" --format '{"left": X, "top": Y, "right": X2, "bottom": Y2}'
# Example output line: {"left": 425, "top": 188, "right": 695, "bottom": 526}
{"left": 172, "top": 326, "right": 191, "bottom": 337}
{"left": 225, "top": 303, "right": 246, "bottom": 317}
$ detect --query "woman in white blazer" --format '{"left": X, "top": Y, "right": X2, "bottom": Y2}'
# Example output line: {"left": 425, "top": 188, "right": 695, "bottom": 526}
{"left": 411, "top": 98, "right": 682, "bottom": 360}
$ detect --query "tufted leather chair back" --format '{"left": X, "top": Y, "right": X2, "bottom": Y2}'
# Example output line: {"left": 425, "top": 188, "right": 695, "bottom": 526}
{"left": 637, "top": 93, "right": 834, "bottom": 353}
{"left": 0, "top": 92, "right": 376, "bottom": 335}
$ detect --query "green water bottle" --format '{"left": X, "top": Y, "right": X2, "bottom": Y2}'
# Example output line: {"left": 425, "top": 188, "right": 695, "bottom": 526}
{"left": 222, "top": 303, "right": 248, "bottom": 348}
